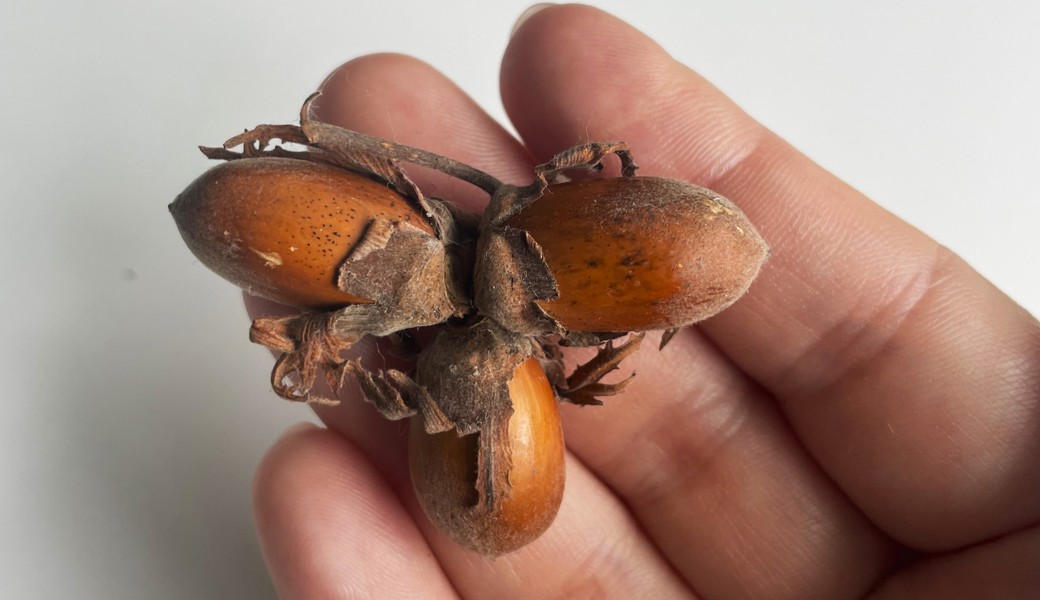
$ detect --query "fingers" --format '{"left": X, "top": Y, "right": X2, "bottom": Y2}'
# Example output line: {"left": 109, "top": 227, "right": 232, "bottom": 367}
{"left": 504, "top": 7, "right": 895, "bottom": 597}
{"left": 503, "top": 3, "right": 1040, "bottom": 553}
{"left": 554, "top": 331, "right": 895, "bottom": 598}
{"left": 868, "top": 525, "right": 1040, "bottom": 598}
{"left": 253, "top": 424, "right": 457, "bottom": 599}
{"left": 256, "top": 423, "right": 692, "bottom": 598}
{"left": 416, "top": 455, "right": 693, "bottom": 598}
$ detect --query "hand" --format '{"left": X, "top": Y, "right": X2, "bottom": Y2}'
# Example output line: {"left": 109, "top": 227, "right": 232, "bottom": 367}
{"left": 248, "top": 5, "right": 1040, "bottom": 598}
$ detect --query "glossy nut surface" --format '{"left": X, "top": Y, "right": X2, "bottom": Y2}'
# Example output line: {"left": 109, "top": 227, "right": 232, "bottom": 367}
{"left": 408, "top": 356, "right": 565, "bottom": 555}
{"left": 507, "top": 176, "right": 769, "bottom": 331}
{"left": 170, "top": 157, "right": 433, "bottom": 309}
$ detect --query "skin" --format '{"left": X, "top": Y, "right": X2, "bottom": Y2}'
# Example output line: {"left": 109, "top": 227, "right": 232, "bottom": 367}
{"left": 246, "top": 5, "right": 1040, "bottom": 599}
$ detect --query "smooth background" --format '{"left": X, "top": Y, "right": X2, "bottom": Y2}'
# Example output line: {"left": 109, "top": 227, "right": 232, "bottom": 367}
{"left": 1, "top": 1, "right": 1037, "bottom": 597}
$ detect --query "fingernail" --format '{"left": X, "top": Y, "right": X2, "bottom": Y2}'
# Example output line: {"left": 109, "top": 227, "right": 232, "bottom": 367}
{"left": 511, "top": 3, "right": 554, "bottom": 38}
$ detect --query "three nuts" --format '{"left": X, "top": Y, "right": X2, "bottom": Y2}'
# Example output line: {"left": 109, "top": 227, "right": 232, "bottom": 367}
{"left": 170, "top": 93, "right": 769, "bottom": 554}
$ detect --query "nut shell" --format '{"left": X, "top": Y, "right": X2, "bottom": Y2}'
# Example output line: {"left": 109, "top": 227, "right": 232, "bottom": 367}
{"left": 506, "top": 176, "right": 769, "bottom": 332}
{"left": 170, "top": 157, "right": 433, "bottom": 309}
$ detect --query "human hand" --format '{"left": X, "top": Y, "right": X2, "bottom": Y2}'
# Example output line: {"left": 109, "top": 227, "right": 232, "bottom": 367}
{"left": 248, "top": 5, "right": 1040, "bottom": 598}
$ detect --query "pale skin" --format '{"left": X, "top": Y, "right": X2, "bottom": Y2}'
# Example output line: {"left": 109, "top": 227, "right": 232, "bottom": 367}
{"left": 245, "top": 5, "right": 1040, "bottom": 599}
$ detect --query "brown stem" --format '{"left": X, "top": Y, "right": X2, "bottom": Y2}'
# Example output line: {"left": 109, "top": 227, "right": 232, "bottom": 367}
{"left": 300, "top": 92, "right": 504, "bottom": 196}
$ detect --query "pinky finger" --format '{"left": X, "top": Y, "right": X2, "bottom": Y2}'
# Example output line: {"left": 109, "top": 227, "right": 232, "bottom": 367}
{"left": 253, "top": 424, "right": 458, "bottom": 599}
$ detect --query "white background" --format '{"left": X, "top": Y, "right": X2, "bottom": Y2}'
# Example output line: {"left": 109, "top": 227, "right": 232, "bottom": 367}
{"left": 2, "top": 1, "right": 1037, "bottom": 597}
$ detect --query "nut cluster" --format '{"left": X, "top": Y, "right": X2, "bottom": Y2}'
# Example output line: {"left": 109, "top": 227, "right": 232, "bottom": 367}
{"left": 170, "top": 93, "right": 769, "bottom": 555}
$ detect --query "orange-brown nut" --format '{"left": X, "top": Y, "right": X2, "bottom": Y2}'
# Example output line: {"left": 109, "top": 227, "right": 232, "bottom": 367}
{"left": 491, "top": 176, "right": 769, "bottom": 333}
{"left": 170, "top": 157, "right": 434, "bottom": 309}
{"left": 408, "top": 356, "right": 566, "bottom": 556}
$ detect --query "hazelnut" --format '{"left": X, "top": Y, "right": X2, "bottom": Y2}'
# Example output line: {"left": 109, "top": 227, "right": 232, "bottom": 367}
{"left": 475, "top": 176, "right": 769, "bottom": 336}
{"left": 170, "top": 157, "right": 435, "bottom": 309}
{"left": 409, "top": 355, "right": 565, "bottom": 556}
